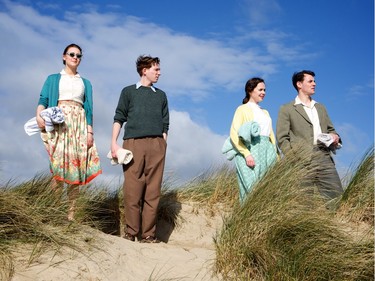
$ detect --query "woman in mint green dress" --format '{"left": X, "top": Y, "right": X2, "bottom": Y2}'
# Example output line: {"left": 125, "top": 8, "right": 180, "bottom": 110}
{"left": 227, "top": 77, "right": 277, "bottom": 203}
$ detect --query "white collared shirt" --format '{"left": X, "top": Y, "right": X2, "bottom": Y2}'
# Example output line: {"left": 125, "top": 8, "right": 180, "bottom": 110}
{"left": 247, "top": 102, "right": 272, "bottom": 137}
{"left": 295, "top": 96, "right": 322, "bottom": 144}
{"left": 58, "top": 69, "right": 85, "bottom": 104}
{"left": 136, "top": 81, "right": 156, "bottom": 92}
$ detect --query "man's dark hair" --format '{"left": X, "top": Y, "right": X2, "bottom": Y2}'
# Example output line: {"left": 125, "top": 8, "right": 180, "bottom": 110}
{"left": 292, "top": 70, "right": 315, "bottom": 91}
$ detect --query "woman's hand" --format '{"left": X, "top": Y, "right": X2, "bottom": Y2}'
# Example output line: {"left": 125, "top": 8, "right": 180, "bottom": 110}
{"left": 87, "top": 125, "right": 94, "bottom": 148}
{"left": 36, "top": 105, "right": 46, "bottom": 129}
{"left": 87, "top": 132, "right": 94, "bottom": 148}
{"left": 245, "top": 154, "right": 255, "bottom": 168}
{"left": 36, "top": 115, "right": 45, "bottom": 129}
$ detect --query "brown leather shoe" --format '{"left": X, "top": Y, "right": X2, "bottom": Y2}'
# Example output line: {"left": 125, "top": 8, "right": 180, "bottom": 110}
{"left": 123, "top": 233, "right": 135, "bottom": 242}
{"left": 140, "top": 236, "right": 160, "bottom": 243}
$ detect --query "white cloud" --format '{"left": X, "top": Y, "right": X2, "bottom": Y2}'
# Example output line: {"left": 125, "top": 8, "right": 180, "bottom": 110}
{"left": 0, "top": 1, "right": 370, "bottom": 190}
{"left": 240, "top": 0, "right": 282, "bottom": 26}
{"left": 335, "top": 123, "right": 371, "bottom": 155}
{"left": 345, "top": 80, "right": 374, "bottom": 101}
{"left": 165, "top": 110, "right": 228, "bottom": 183}
{"left": 0, "top": 2, "right": 235, "bottom": 187}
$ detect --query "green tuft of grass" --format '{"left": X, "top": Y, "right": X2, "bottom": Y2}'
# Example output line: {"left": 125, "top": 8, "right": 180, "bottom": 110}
{"left": 177, "top": 164, "right": 238, "bottom": 211}
{"left": 0, "top": 174, "right": 100, "bottom": 279}
{"left": 338, "top": 145, "right": 374, "bottom": 225}
{"left": 77, "top": 186, "right": 122, "bottom": 235}
{"left": 214, "top": 145, "right": 374, "bottom": 280}
{"left": 0, "top": 251, "right": 13, "bottom": 281}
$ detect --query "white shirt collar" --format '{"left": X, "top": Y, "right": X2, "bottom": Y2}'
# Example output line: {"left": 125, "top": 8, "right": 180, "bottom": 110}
{"left": 60, "top": 69, "right": 80, "bottom": 78}
{"left": 247, "top": 101, "right": 262, "bottom": 109}
{"left": 136, "top": 81, "right": 156, "bottom": 92}
{"left": 294, "top": 96, "right": 317, "bottom": 107}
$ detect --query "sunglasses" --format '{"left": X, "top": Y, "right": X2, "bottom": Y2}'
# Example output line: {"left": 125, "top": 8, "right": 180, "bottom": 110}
{"left": 66, "top": 52, "right": 82, "bottom": 59}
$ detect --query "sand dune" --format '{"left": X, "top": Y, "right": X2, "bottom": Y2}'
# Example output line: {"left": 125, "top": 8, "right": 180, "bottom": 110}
{"left": 11, "top": 203, "right": 224, "bottom": 281}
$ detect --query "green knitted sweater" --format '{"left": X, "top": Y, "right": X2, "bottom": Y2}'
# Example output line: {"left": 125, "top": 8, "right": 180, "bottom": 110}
{"left": 114, "top": 84, "right": 169, "bottom": 140}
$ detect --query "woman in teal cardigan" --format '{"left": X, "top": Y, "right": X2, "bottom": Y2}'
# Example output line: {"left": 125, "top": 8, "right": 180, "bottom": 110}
{"left": 36, "top": 43, "right": 102, "bottom": 221}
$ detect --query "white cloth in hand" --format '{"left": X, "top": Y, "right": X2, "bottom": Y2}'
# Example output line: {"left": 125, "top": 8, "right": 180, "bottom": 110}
{"left": 107, "top": 148, "right": 133, "bottom": 165}
{"left": 24, "top": 107, "right": 65, "bottom": 136}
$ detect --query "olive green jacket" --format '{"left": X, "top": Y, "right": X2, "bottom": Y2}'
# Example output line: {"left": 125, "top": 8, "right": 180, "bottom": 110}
{"left": 276, "top": 100, "right": 340, "bottom": 154}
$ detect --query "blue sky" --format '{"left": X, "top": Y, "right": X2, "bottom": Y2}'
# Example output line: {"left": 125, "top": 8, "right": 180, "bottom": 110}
{"left": 0, "top": 0, "right": 373, "bottom": 188}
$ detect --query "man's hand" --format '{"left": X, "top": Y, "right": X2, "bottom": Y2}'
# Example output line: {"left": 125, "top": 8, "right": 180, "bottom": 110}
{"left": 330, "top": 133, "right": 340, "bottom": 145}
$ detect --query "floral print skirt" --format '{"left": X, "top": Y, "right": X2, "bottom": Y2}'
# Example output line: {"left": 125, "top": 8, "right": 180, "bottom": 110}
{"left": 41, "top": 102, "right": 102, "bottom": 185}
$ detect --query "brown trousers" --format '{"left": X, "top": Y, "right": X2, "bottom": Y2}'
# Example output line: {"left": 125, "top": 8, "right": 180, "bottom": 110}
{"left": 122, "top": 137, "right": 167, "bottom": 238}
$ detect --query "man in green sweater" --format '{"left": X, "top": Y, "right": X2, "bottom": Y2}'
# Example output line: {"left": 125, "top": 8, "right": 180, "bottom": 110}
{"left": 111, "top": 55, "right": 169, "bottom": 243}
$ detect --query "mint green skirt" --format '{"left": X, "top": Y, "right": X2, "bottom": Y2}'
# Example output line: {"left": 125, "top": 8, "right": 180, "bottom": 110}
{"left": 234, "top": 136, "right": 276, "bottom": 203}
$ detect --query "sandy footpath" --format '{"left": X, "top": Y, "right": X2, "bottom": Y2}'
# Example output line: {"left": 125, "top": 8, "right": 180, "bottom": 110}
{"left": 11, "top": 203, "right": 224, "bottom": 281}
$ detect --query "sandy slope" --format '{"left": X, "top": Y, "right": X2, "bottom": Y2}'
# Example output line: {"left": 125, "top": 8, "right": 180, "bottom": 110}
{"left": 11, "top": 203, "right": 224, "bottom": 281}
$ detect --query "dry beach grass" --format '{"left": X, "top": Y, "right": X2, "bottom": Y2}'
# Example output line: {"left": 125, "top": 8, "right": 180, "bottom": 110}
{"left": 0, "top": 145, "right": 373, "bottom": 280}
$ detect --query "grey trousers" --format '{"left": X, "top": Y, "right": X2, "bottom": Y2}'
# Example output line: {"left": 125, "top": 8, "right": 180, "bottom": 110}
{"left": 308, "top": 146, "right": 344, "bottom": 200}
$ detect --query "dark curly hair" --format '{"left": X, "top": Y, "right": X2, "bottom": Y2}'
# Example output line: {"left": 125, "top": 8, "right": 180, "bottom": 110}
{"left": 136, "top": 55, "right": 160, "bottom": 76}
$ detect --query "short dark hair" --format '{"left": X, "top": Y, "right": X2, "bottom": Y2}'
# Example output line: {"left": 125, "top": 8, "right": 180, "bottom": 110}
{"left": 242, "top": 77, "right": 265, "bottom": 104}
{"left": 136, "top": 55, "right": 160, "bottom": 76}
{"left": 62, "top": 43, "right": 82, "bottom": 65}
{"left": 292, "top": 70, "right": 315, "bottom": 91}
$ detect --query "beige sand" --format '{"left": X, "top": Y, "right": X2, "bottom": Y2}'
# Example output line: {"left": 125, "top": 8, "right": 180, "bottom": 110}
{"left": 11, "top": 203, "right": 225, "bottom": 281}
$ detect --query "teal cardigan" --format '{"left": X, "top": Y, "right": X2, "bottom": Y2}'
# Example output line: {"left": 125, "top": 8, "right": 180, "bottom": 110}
{"left": 38, "top": 73, "right": 94, "bottom": 126}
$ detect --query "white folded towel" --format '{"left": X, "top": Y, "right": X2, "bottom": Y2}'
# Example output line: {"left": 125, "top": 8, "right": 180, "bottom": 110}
{"left": 24, "top": 107, "right": 65, "bottom": 136}
{"left": 107, "top": 148, "right": 133, "bottom": 165}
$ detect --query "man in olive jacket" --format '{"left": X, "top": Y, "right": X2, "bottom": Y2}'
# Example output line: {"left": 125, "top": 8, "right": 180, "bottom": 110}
{"left": 276, "top": 70, "right": 343, "bottom": 200}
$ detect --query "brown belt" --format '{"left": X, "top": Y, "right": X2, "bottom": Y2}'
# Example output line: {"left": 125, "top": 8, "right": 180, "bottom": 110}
{"left": 58, "top": 100, "right": 82, "bottom": 107}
